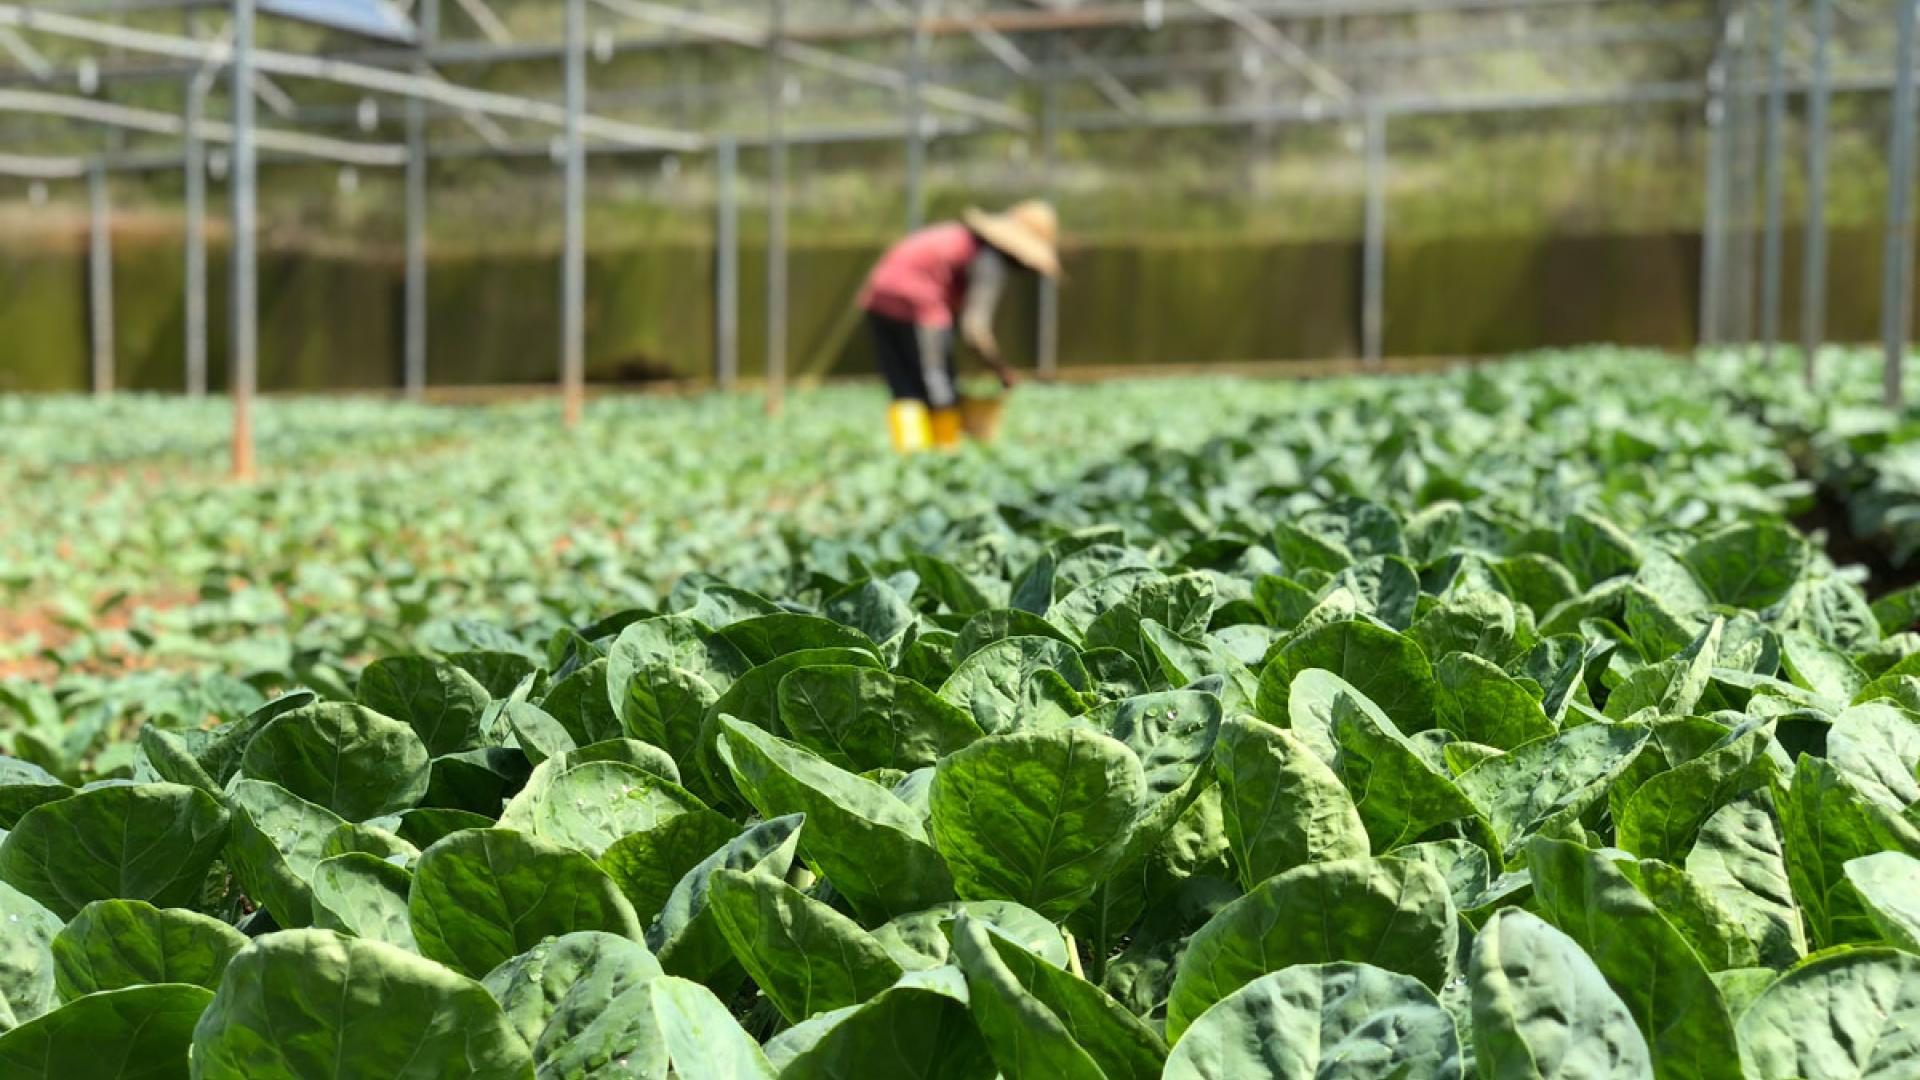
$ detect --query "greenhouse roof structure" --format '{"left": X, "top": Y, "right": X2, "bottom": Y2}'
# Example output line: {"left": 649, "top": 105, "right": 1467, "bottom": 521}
{"left": 0, "top": 0, "right": 1914, "bottom": 475}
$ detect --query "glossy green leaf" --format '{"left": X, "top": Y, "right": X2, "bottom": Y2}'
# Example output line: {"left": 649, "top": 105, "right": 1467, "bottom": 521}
{"left": 0, "top": 881, "right": 60, "bottom": 1032}
{"left": 1526, "top": 837, "right": 1742, "bottom": 1080}
{"left": 707, "top": 868, "right": 901, "bottom": 1023}
{"left": 777, "top": 665, "right": 983, "bottom": 772}
{"left": 1165, "top": 962, "right": 1462, "bottom": 1080}
{"left": 1470, "top": 908, "right": 1653, "bottom": 1080}
{"left": 224, "top": 778, "right": 345, "bottom": 929}
{"left": 0, "top": 983, "right": 211, "bottom": 1080}
{"left": 409, "top": 829, "right": 642, "bottom": 979}
{"left": 1213, "top": 716, "right": 1367, "bottom": 890}
{"left": 239, "top": 702, "right": 431, "bottom": 820}
{"left": 1257, "top": 620, "right": 1437, "bottom": 734}
{"left": 310, "top": 853, "right": 417, "bottom": 952}
{"left": 951, "top": 912, "right": 1166, "bottom": 1080}
{"left": 191, "top": 929, "right": 534, "bottom": 1079}
{"left": 929, "top": 727, "right": 1146, "bottom": 921}
{"left": 0, "top": 782, "right": 227, "bottom": 919}
{"left": 51, "top": 900, "right": 246, "bottom": 999}
{"left": 358, "top": 656, "right": 492, "bottom": 757}
{"left": 717, "top": 718, "right": 952, "bottom": 923}
{"left": 481, "top": 931, "right": 666, "bottom": 1080}
{"left": 1736, "top": 947, "right": 1920, "bottom": 1080}
{"left": 1165, "top": 856, "right": 1457, "bottom": 1041}
{"left": 1845, "top": 851, "right": 1920, "bottom": 952}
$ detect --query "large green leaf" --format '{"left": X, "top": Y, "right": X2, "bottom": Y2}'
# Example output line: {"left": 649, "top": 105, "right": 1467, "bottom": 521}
{"left": 1618, "top": 719, "right": 1776, "bottom": 863}
{"left": 1213, "top": 715, "right": 1367, "bottom": 890}
{"left": 717, "top": 718, "right": 952, "bottom": 923}
{"left": 309, "top": 853, "right": 418, "bottom": 952}
{"left": 0, "top": 783, "right": 227, "bottom": 919}
{"left": 645, "top": 813, "right": 803, "bottom": 984}
{"left": 0, "top": 881, "right": 60, "bottom": 1032}
{"left": 358, "top": 656, "right": 492, "bottom": 757}
{"left": 1826, "top": 703, "right": 1920, "bottom": 811}
{"left": 1774, "top": 757, "right": 1920, "bottom": 948}
{"left": 481, "top": 931, "right": 666, "bottom": 1080}
{"left": 1257, "top": 620, "right": 1436, "bottom": 734}
{"left": 1455, "top": 721, "right": 1649, "bottom": 856}
{"left": 0, "top": 983, "right": 212, "bottom": 1080}
{"left": 191, "top": 929, "right": 534, "bottom": 1079}
{"left": 1470, "top": 908, "right": 1653, "bottom": 1079}
{"left": 1164, "top": 962, "right": 1461, "bottom": 1080}
{"left": 0, "top": 759, "right": 72, "bottom": 830}
{"left": 1845, "top": 851, "right": 1920, "bottom": 952}
{"left": 409, "top": 828, "right": 642, "bottom": 979}
{"left": 929, "top": 727, "right": 1146, "bottom": 921}
{"left": 1736, "top": 947, "right": 1920, "bottom": 1080}
{"left": 1526, "top": 837, "right": 1743, "bottom": 1080}
{"left": 51, "top": 900, "right": 247, "bottom": 1000}
{"left": 870, "top": 901, "right": 1069, "bottom": 972}
{"left": 224, "top": 778, "right": 345, "bottom": 930}
{"left": 951, "top": 913, "right": 1166, "bottom": 1080}
{"left": 777, "top": 665, "right": 983, "bottom": 772}
{"left": 707, "top": 868, "right": 901, "bottom": 1023}
{"left": 501, "top": 760, "right": 706, "bottom": 859}
{"left": 1084, "top": 689, "right": 1223, "bottom": 796}
{"left": 773, "top": 973, "right": 994, "bottom": 1080}
{"left": 1434, "top": 651, "right": 1556, "bottom": 750}
{"left": 1684, "top": 793, "right": 1806, "bottom": 968}
{"left": 1681, "top": 521, "right": 1808, "bottom": 611}
{"left": 938, "top": 636, "right": 1091, "bottom": 734}
{"left": 1165, "top": 856, "right": 1457, "bottom": 1041}
{"left": 646, "top": 975, "right": 777, "bottom": 1079}
{"left": 597, "top": 808, "right": 738, "bottom": 926}
{"left": 1324, "top": 679, "right": 1483, "bottom": 852}
{"left": 239, "top": 702, "right": 431, "bottom": 820}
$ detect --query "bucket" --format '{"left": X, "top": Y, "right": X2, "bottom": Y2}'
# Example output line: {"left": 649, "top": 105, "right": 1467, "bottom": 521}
{"left": 959, "top": 395, "right": 1007, "bottom": 443}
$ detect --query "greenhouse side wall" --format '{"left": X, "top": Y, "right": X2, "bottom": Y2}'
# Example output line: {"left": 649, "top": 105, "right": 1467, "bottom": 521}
{"left": 1, "top": 227, "right": 1910, "bottom": 392}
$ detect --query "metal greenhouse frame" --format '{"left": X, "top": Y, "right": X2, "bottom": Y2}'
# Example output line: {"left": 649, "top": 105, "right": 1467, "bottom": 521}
{"left": 0, "top": 0, "right": 1915, "bottom": 476}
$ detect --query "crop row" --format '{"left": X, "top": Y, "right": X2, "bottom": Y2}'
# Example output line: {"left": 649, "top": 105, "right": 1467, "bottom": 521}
{"left": 0, "top": 351, "right": 1917, "bottom": 1078}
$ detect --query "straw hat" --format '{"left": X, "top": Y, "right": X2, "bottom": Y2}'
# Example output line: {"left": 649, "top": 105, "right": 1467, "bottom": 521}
{"left": 964, "top": 200, "right": 1061, "bottom": 279}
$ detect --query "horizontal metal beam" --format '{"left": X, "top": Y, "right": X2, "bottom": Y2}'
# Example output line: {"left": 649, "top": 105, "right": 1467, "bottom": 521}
{"left": 0, "top": 87, "right": 408, "bottom": 164}
{"left": 0, "top": 4, "right": 704, "bottom": 150}
{"left": 0, "top": 150, "right": 87, "bottom": 177}
{"left": 589, "top": 0, "right": 1029, "bottom": 128}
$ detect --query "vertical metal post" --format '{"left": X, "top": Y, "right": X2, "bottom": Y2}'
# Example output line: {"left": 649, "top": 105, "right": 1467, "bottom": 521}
{"left": 404, "top": 0, "right": 437, "bottom": 400}
{"left": 183, "top": 18, "right": 208, "bottom": 397}
{"left": 903, "top": 0, "right": 931, "bottom": 231}
{"left": 1802, "top": 0, "right": 1832, "bottom": 385}
{"left": 765, "top": 0, "right": 788, "bottom": 417}
{"left": 1886, "top": 0, "right": 1919, "bottom": 407}
{"left": 1701, "top": 28, "right": 1730, "bottom": 349}
{"left": 1036, "top": 45, "right": 1059, "bottom": 380}
{"left": 1361, "top": 106, "right": 1387, "bottom": 366}
{"left": 715, "top": 137, "right": 739, "bottom": 390}
{"left": 1758, "top": 0, "right": 1788, "bottom": 364}
{"left": 230, "top": 0, "right": 257, "bottom": 479}
{"left": 88, "top": 159, "right": 113, "bottom": 398}
{"left": 561, "top": 0, "right": 586, "bottom": 426}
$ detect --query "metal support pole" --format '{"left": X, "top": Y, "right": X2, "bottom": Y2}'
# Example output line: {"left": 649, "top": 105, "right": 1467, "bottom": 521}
{"left": 1701, "top": 32, "right": 1729, "bottom": 349}
{"left": 403, "top": 0, "right": 437, "bottom": 399}
{"left": 715, "top": 137, "right": 739, "bottom": 390}
{"left": 1758, "top": 0, "right": 1788, "bottom": 364}
{"left": 184, "top": 93, "right": 207, "bottom": 396}
{"left": 561, "top": 0, "right": 586, "bottom": 426}
{"left": 1886, "top": 0, "right": 1919, "bottom": 408}
{"left": 1036, "top": 45, "right": 1059, "bottom": 380}
{"left": 230, "top": 0, "right": 256, "bottom": 479}
{"left": 183, "top": 16, "right": 207, "bottom": 396}
{"left": 903, "top": 0, "right": 931, "bottom": 231}
{"left": 88, "top": 159, "right": 113, "bottom": 397}
{"left": 765, "top": 0, "right": 788, "bottom": 417}
{"left": 1803, "top": 0, "right": 1832, "bottom": 385}
{"left": 1361, "top": 106, "right": 1386, "bottom": 366}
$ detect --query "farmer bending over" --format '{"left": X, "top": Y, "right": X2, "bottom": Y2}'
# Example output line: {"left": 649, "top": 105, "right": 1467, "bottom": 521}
{"left": 858, "top": 200, "right": 1061, "bottom": 451}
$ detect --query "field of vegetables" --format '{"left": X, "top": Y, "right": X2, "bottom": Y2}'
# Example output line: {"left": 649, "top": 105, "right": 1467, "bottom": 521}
{"left": 3, "top": 349, "right": 1920, "bottom": 1079}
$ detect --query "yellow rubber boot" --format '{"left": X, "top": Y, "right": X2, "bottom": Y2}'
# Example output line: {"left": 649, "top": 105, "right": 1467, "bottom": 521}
{"left": 888, "top": 400, "right": 932, "bottom": 453}
{"left": 929, "top": 407, "right": 964, "bottom": 450}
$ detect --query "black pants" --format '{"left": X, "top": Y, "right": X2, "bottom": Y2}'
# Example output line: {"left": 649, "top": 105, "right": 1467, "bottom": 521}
{"left": 867, "top": 311, "right": 957, "bottom": 408}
